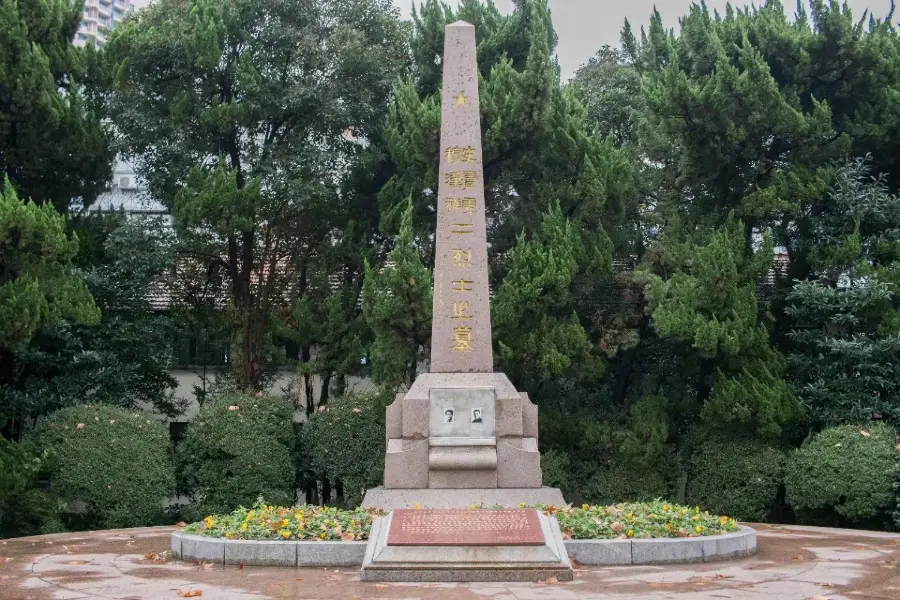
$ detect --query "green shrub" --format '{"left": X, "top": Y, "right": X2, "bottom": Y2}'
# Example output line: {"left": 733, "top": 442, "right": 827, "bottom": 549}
{"left": 179, "top": 393, "right": 295, "bottom": 517}
{"left": 0, "top": 488, "right": 65, "bottom": 537}
{"left": 33, "top": 405, "right": 175, "bottom": 529}
{"left": 581, "top": 462, "right": 673, "bottom": 506}
{"left": 786, "top": 423, "right": 897, "bottom": 525}
{"left": 686, "top": 437, "right": 785, "bottom": 522}
{"left": 303, "top": 392, "right": 388, "bottom": 507}
{"left": 540, "top": 449, "right": 573, "bottom": 498}
{"left": 0, "top": 437, "right": 39, "bottom": 503}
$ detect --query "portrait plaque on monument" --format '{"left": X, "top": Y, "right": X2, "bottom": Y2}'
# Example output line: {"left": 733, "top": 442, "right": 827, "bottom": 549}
{"left": 387, "top": 509, "right": 544, "bottom": 546}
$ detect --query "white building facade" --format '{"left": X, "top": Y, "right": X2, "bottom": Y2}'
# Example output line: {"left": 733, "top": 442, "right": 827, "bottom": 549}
{"left": 75, "top": 0, "right": 134, "bottom": 47}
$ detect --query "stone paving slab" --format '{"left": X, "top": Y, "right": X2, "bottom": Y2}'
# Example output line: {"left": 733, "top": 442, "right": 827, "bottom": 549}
{"left": 1, "top": 524, "right": 899, "bottom": 599}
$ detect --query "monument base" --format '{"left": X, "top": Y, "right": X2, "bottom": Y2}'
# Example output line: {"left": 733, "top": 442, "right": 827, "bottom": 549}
{"left": 361, "top": 487, "right": 566, "bottom": 510}
{"left": 360, "top": 509, "right": 573, "bottom": 582}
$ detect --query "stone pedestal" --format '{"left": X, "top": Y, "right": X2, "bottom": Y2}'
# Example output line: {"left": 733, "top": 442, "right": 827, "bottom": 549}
{"left": 361, "top": 373, "right": 564, "bottom": 510}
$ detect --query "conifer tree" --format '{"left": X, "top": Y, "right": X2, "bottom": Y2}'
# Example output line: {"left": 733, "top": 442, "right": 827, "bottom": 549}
{"left": 0, "top": 177, "right": 99, "bottom": 434}
{"left": 786, "top": 158, "right": 900, "bottom": 426}
{"left": 643, "top": 219, "right": 798, "bottom": 438}
{"left": 362, "top": 201, "right": 432, "bottom": 391}
{"left": 0, "top": 0, "right": 112, "bottom": 212}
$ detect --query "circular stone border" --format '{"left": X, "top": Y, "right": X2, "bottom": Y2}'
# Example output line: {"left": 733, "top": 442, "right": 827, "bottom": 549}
{"left": 171, "top": 525, "right": 755, "bottom": 567}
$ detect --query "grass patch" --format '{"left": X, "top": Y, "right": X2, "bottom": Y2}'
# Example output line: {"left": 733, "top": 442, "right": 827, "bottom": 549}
{"left": 182, "top": 499, "right": 740, "bottom": 542}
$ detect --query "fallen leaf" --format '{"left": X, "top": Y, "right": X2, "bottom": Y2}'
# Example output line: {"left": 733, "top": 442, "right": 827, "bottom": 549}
{"left": 610, "top": 522, "right": 624, "bottom": 534}
{"left": 341, "top": 531, "right": 355, "bottom": 542}
{"left": 144, "top": 552, "right": 157, "bottom": 561}
{"left": 175, "top": 521, "right": 186, "bottom": 527}
{"left": 539, "top": 576, "right": 559, "bottom": 584}
{"left": 228, "top": 405, "right": 239, "bottom": 411}
{"left": 323, "top": 574, "right": 341, "bottom": 581}
{"left": 351, "top": 408, "right": 362, "bottom": 413}
{"left": 791, "top": 555, "right": 804, "bottom": 560}
{"left": 177, "top": 590, "right": 203, "bottom": 597}
{"left": 76, "top": 423, "right": 84, "bottom": 430}
{"left": 374, "top": 584, "right": 387, "bottom": 588}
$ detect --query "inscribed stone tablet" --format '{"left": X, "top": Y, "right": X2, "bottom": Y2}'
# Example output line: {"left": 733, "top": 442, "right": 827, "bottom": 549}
{"left": 386, "top": 509, "right": 544, "bottom": 546}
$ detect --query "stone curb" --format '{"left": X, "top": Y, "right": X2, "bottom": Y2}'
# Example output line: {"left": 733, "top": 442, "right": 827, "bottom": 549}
{"left": 171, "top": 532, "right": 367, "bottom": 567}
{"left": 171, "top": 526, "right": 755, "bottom": 568}
{"left": 566, "top": 526, "right": 757, "bottom": 566}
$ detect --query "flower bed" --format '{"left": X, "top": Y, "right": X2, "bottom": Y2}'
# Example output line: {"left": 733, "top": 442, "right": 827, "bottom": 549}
{"left": 182, "top": 500, "right": 384, "bottom": 542}
{"left": 183, "top": 499, "right": 739, "bottom": 542}
{"left": 541, "top": 500, "right": 741, "bottom": 540}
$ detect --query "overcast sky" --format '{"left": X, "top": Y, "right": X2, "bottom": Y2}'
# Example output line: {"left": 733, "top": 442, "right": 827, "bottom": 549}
{"left": 393, "top": 0, "right": 895, "bottom": 78}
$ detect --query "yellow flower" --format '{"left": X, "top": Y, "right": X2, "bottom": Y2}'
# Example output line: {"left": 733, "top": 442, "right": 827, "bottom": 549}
{"left": 692, "top": 515, "right": 700, "bottom": 521}
{"left": 662, "top": 504, "right": 670, "bottom": 512}
{"left": 720, "top": 516, "right": 729, "bottom": 525}
{"left": 626, "top": 529, "right": 634, "bottom": 538}
{"left": 281, "top": 519, "right": 290, "bottom": 527}
{"left": 203, "top": 516, "right": 215, "bottom": 529}
{"left": 471, "top": 504, "right": 478, "bottom": 510}
{"left": 241, "top": 523, "right": 248, "bottom": 532}
{"left": 581, "top": 504, "right": 589, "bottom": 511}
{"left": 695, "top": 526, "right": 705, "bottom": 533}
{"left": 518, "top": 503, "right": 525, "bottom": 508}
{"left": 281, "top": 530, "right": 291, "bottom": 539}
{"left": 225, "top": 532, "right": 233, "bottom": 539}
{"left": 319, "top": 532, "right": 327, "bottom": 540}
{"left": 413, "top": 503, "right": 420, "bottom": 510}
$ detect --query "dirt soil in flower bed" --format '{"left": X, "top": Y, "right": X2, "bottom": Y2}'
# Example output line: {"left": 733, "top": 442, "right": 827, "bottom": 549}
{"left": 183, "top": 499, "right": 740, "bottom": 542}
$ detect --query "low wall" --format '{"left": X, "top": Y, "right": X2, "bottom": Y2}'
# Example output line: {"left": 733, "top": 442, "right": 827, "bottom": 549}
{"left": 171, "top": 525, "right": 756, "bottom": 567}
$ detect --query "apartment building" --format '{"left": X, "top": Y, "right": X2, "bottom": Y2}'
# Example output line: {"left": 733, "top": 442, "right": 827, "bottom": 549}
{"left": 74, "top": 0, "right": 135, "bottom": 47}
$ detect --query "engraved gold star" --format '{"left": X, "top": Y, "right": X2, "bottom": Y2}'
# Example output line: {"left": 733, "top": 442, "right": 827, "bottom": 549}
{"left": 455, "top": 91, "right": 468, "bottom": 106}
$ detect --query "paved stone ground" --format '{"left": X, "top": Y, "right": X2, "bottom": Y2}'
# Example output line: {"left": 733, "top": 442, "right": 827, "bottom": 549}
{"left": 1, "top": 524, "right": 899, "bottom": 599}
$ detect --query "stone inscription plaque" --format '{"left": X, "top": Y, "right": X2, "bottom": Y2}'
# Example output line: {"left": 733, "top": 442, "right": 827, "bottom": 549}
{"left": 386, "top": 509, "right": 544, "bottom": 546}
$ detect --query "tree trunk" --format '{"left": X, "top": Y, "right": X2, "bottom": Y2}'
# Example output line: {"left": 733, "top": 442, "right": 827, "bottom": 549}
{"left": 319, "top": 373, "right": 332, "bottom": 407}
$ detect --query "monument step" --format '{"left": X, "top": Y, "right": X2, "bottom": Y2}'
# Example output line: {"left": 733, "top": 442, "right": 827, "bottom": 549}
{"left": 360, "top": 509, "right": 574, "bottom": 583}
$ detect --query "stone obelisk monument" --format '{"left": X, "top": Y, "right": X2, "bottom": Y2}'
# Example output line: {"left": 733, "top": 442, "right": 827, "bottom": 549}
{"left": 362, "top": 21, "right": 564, "bottom": 509}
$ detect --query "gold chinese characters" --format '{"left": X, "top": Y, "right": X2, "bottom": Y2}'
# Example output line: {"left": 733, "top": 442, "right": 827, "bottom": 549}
{"left": 444, "top": 171, "right": 477, "bottom": 189}
{"left": 453, "top": 248, "right": 472, "bottom": 267}
{"left": 451, "top": 326, "right": 474, "bottom": 352}
{"left": 447, "top": 197, "right": 476, "bottom": 213}
{"left": 451, "top": 280, "right": 474, "bottom": 292}
{"left": 445, "top": 146, "right": 476, "bottom": 163}
{"left": 451, "top": 223, "right": 473, "bottom": 234}
{"left": 452, "top": 302, "right": 473, "bottom": 319}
